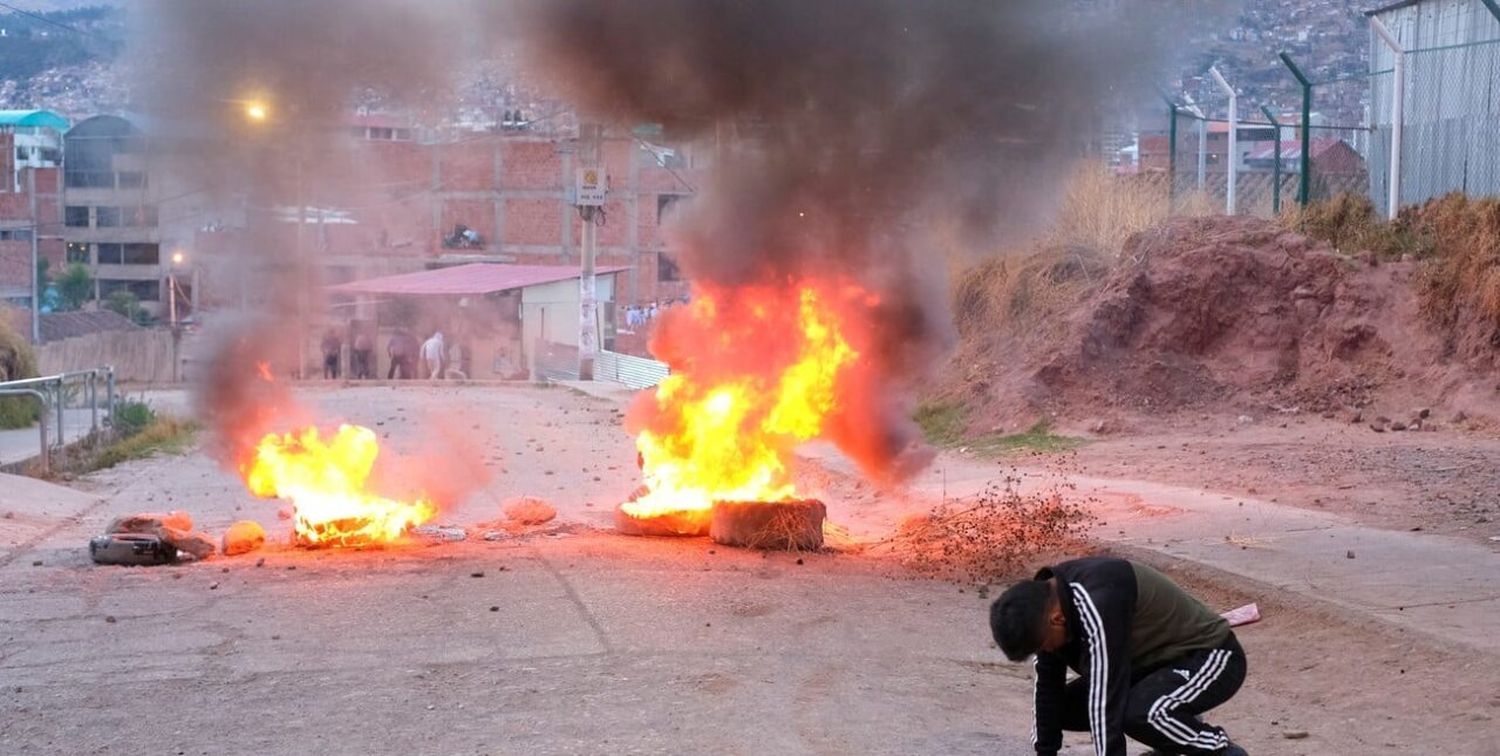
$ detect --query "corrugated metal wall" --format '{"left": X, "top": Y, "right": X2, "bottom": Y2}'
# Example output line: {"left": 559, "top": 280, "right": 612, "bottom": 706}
{"left": 595, "top": 350, "right": 669, "bottom": 389}
{"left": 1369, "top": 1, "right": 1500, "bottom": 210}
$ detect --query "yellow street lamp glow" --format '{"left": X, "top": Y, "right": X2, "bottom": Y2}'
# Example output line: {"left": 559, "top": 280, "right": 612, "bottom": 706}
{"left": 245, "top": 102, "right": 269, "bottom": 122}
{"left": 171, "top": 251, "right": 185, "bottom": 265}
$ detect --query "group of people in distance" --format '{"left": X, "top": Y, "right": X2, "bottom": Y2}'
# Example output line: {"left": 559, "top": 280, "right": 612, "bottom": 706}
{"left": 319, "top": 327, "right": 465, "bottom": 381}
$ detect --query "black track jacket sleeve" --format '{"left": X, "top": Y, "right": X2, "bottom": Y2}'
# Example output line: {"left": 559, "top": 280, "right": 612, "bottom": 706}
{"left": 1032, "top": 652, "right": 1066, "bottom": 755}
{"left": 1067, "top": 568, "right": 1135, "bottom": 756}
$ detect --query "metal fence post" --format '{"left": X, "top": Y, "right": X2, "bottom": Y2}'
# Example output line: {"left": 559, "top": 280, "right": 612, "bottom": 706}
{"left": 1483, "top": 0, "right": 1500, "bottom": 23}
{"left": 1280, "top": 53, "right": 1313, "bottom": 208}
{"left": 0, "top": 389, "right": 48, "bottom": 475}
{"left": 53, "top": 380, "right": 64, "bottom": 449}
{"left": 1166, "top": 99, "right": 1179, "bottom": 208}
{"left": 1371, "top": 16, "right": 1405, "bottom": 220}
{"left": 1210, "top": 66, "right": 1238, "bottom": 214}
{"left": 1261, "top": 106, "right": 1283, "bottom": 215}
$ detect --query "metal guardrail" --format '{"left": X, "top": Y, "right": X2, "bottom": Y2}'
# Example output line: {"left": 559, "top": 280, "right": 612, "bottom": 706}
{"left": 596, "top": 350, "right": 669, "bottom": 389}
{"left": 0, "top": 367, "right": 116, "bottom": 474}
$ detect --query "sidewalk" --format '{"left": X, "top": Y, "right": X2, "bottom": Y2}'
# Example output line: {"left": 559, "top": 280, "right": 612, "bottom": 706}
{"left": 0, "top": 408, "right": 99, "bottom": 467}
{"left": 807, "top": 442, "right": 1500, "bottom": 655}
{"left": 567, "top": 379, "right": 1500, "bottom": 655}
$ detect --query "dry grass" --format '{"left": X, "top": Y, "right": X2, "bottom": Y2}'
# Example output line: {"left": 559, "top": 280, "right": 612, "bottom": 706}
{"left": 1043, "top": 166, "right": 1175, "bottom": 254}
{"left": 1283, "top": 192, "right": 1431, "bottom": 259}
{"left": 1411, "top": 194, "right": 1500, "bottom": 329}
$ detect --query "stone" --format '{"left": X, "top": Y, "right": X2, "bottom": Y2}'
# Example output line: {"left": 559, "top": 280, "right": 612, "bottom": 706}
{"left": 222, "top": 521, "right": 267, "bottom": 556}
{"left": 411, "top": 525, "right": 467, "bottom": 542}
{"left": 1283, "top": 730, "right": 1310, "bottom": 740}
{"left": 107, "top": 511, "right": 193, "bottom": 537}
{"left": 1369, "top": 423, "right": 1386, "bottom": 433}
{"left": 163, "top": 528, "right": 217, "bottom": 560}
{"left": 710, "top": 499, "right": 826, "bottom": 551}
{"left": 1417, "top": 408, "right": 1431, "bottom": 419}
{"left": 1390, "top": 421, "right": 1408, "bottom": 432}
{"left": 503, "top": 496, "right": 557, "bottom": 525}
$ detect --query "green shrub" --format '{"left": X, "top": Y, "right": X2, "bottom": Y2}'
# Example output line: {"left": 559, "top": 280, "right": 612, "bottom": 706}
{"left": 113, "top": 399, "right": 157, "bottom": 438}
{"left": 0, "top": 318, "right": 40, "bottom": 429}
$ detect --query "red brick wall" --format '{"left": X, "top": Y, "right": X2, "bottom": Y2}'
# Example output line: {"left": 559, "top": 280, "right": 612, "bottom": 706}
{"left": 435, "top": 142, "right": 493, "bottom": 191}
{"left": 503, "top": 198, "right": 562, "bottom": 246}
{"left": 502, "top": 141, "right": 563, "bottom": 189}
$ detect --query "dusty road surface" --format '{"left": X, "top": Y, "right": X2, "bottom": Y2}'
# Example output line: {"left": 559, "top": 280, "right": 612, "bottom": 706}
{"left": 3, "top": 384, "right": 1499, "bottom": 755}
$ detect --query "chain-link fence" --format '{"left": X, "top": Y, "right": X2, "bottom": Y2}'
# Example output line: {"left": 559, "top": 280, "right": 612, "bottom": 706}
{"left": 1379, "top": 37, "right": 1500, "bottom": 210}
{"left": 1133, "top": 2, "right": 1500, "bottom": 221}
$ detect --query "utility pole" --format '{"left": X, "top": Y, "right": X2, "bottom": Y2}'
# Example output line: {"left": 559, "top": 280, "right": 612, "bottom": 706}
{"left": 27, "top": 168, "right": 41, "bottom": 344}
{"left": 575, "top": 122, "right": 605, "bottom": 381}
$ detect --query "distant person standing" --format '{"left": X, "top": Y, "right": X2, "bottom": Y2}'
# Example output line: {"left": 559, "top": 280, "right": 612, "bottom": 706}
{"left": 352, "top": 330, "right": 374, "bottom": 379}
{"left": 420, "top": 331, "right": 445, "bottom": 380}
{"left": 320, "top": 329, "right": 342, "bottom": 380}
{"left": 387, "top": 328, "right": 418, "bottom": 380}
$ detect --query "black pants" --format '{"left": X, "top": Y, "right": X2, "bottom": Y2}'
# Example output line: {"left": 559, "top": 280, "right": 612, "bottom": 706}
{"left": 1061, "top": 633, "right": 1246, "bottom": 755}
{"left": 352, "top": 349, "right": 373, "bottom": 379}
{"left": 388, "top": 356, "right": 411, "bottom": 380}
{"left": 323, "top": 354, "right": 340, "bottom": 380}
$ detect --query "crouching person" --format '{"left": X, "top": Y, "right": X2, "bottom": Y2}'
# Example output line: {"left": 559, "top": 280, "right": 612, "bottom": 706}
{"left": 991, "top": 557, "right": 1248, "bottom": 756}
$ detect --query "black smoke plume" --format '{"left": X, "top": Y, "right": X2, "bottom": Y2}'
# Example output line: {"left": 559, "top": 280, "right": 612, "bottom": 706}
{"left": 513, "top": 0, "right": 1161, "bottom": 480}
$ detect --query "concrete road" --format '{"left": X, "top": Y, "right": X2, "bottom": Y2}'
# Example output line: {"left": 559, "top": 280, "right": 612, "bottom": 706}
{"left": 5, "top": 384, "right": 1499, "bottom": 755}
{"left": 2, "top": 529, "right": 1042, "bottom": 755}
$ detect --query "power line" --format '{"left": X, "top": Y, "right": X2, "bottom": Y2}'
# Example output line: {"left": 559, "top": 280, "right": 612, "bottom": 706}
{"left": 0, "top": 1, "right": 110, "bottom": 40}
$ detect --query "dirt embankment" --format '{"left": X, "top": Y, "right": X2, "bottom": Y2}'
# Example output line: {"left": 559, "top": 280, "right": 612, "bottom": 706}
{"left": 948, "top": 214, "right": 1499, "bottom": 434}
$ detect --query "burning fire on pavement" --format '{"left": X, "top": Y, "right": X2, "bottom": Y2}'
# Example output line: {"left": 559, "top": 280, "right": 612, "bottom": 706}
{"left": 241, "top": 424, "right": 437, "bottom": 547}
{"left": 619, "top": 279, "right": 878, "bottom": 541}
{"left": 224, "top": 365, "right": 437, "bottom": 548}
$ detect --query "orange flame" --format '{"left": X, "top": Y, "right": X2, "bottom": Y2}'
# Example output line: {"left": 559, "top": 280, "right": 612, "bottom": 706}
{"left": 622, "top": 281, "right": 871, "bottom": 523}
{"left": 241, "top": 424, "right": 436, "bottom": 546}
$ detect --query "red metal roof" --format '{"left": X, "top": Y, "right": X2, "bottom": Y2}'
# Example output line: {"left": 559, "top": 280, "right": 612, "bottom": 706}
{"left": 327, "top": 263, "right": 630, "bottom": 296}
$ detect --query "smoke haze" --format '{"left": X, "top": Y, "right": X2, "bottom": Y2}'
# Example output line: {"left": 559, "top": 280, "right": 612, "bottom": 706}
{"left": 512, "top": 0, "right": 1164, "bottom": 480}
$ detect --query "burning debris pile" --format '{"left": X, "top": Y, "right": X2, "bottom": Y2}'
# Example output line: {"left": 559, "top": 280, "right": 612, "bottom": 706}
{"left": 618, "top": 282, "right": 873, "bottom": 542}
{"left": 192, "top": 330, "right": 449, "bottom": 549}
{"left": 242, "top": 424, "right": 437, "bottom": 547}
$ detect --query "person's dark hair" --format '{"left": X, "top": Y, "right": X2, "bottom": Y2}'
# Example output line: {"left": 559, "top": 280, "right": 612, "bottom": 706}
{"left": 990, "top": 580, "right": 1054, "bottom": 661}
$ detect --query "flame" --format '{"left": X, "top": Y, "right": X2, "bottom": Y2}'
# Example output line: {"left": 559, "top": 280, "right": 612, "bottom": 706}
{"left": 241, "top": 424, "right": 436, "bottom": 546}
{"left": 621, "top": 281, "right": 870, "bottom": 523}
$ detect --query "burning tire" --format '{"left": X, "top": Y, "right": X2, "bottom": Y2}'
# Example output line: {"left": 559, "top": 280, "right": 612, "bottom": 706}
{"left": 613, "top": 506, "right": 711, "bottom": 537}
{"left": 709, "top": 499, "right": 825, "bottom": 551}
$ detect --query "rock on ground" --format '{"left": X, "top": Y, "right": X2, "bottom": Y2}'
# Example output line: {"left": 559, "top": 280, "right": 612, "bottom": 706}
{"left": 107, "top": 511, "right": 193, "bottom": 535}
{"left": 222, "top": 520, "right": 267, "bottom": 556}
{"left": 503, "top": 496, "right": 557, "bottom": 525}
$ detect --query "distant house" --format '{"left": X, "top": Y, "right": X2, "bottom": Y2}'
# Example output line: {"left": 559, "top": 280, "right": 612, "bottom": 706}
{"left": 0, "top": 110, "right": 67, "bottom": 192}
{"left": 1244, "top": 138, "right": 1367, "bottom": 176}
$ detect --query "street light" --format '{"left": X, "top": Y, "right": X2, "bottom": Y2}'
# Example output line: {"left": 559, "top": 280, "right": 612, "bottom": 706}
{"left": 168, "top": 250, "right": 186, "bottom": 328}
{"left": 244, "top": 101, "right": 269, "bottom": 122}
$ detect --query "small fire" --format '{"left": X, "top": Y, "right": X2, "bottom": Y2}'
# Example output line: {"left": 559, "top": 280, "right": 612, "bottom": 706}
{"left": 241, "top": 424, "right": 436, "bottom": 546}
{"left": 622, "top": 280, "right": 874, "bottom": 526}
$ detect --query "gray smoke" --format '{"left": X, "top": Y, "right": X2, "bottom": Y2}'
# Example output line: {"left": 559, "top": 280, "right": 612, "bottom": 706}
{"left": 511, "top": 0, "right": 1163, "bottom": 481}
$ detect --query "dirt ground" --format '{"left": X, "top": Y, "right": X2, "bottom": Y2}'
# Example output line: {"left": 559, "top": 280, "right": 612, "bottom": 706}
{"left": 1055, "top": 415, "right": 1500, "bottom": 543}
{"left": 3, "top": 384, "right": 1499, "bottom": 755}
